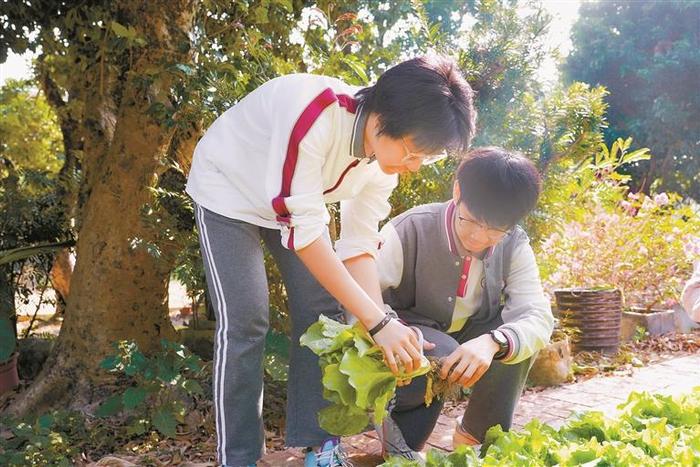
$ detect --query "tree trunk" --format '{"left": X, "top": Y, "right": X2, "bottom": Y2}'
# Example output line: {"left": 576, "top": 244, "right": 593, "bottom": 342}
{"left": 49, "top": 248, "right": 72, "bottom": 316}
{"left": 4, "top": 1, "right": 197, "bottom": 417}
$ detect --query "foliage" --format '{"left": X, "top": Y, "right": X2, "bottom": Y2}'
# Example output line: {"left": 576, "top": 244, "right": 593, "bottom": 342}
{"left": 387, "top": 1, "right": 555, "bottom": 218}
{"left": 381, "top": 445, "right": 480, "bottom": 467}
{"left": 536, "top": 138, "right": 700, "bottom": 309}
{"left": 96, "top": 339, "right": 207, "bottom": 438}
{"left": 565, "top": 1, "right": 700, "bottom": 200}
{"left": 382, "top": 387, "right": 700, "bottom": 466}
{"left": 0, "top": 79, "right": 71, "bottom": 361}
{"left": 0, "top": 79, "right": 63, "bottom": 178}
{"left": 0, "top": 241, "right": 74, "bottom": 267}
{"left": 0, "top": 411, "right": 87, "bottom": 467}
{"left": 0, "top": 80, "right": 68, "bottom": 252}
{"left": 300, "top": 315, "right": 430, "bottom": 435}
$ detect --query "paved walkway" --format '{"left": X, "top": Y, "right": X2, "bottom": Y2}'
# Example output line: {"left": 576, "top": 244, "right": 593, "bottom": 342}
{"left": 259, "top": 353, "right": 700, "bottom": 466}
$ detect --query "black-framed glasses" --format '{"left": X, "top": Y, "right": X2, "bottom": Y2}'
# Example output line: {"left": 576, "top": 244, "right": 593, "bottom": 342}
{"left": 456, "top": 211, "right": 511, "bottom": 240}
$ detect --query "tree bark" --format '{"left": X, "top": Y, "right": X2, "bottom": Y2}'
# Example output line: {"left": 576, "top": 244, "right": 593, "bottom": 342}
{"left": 5, "top": 1, "right": 197, "bottom": 417}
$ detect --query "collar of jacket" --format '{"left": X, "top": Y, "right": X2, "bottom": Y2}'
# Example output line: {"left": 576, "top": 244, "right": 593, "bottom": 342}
{"left": 350, "top": 102, "right": 372, "bottom": 160}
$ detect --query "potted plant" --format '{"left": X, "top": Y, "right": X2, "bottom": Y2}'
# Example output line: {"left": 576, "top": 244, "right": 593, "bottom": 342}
{"left": 536, "top": 140, "right": 700, "bottom": 349}
{"left": 0, "top": 301, "right": 18, "bottom": 395}
{"left": 620, "top": 304, "right": 677, "bottom": 342}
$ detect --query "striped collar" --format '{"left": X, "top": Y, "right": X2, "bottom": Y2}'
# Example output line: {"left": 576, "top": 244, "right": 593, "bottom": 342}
{"left": 444, "top": 200, "right": 494, "bottom": 260}
{"left": 350, "top": 102, "right": 372, "bottom": 160}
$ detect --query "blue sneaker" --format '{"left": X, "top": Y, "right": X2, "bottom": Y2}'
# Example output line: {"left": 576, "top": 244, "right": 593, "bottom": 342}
{"left": 304, "top": 438, "right": 352, "bottom": 467}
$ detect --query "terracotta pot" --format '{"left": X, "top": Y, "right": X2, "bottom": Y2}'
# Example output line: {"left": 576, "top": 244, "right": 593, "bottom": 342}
{"left": 0, "top": 352, "right": 20, "bottom": 395}
{"left": 555, "top": 288, "right": 622, "bottom": 354}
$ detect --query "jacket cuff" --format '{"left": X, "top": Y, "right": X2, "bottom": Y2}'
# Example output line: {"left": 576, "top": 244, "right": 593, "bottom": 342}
{"left": 335, "top": 237, "right": 381, "bottom": 261}
{"left": 280, "top": 222, "right": 326, "bottom": 251}
{"left": 497, "top": 326, "right": 520, "bottom": 363}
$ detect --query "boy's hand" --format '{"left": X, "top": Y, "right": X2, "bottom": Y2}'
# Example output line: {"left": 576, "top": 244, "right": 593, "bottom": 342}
{"left": 373, "top": 319, "right": 423, "bottom": 375}
{"left": 440, "top": 334, "right": 499, "bottom": 387}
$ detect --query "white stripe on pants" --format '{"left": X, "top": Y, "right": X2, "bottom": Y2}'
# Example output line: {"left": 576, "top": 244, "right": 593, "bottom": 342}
{"left": 195, "top": 204, "right": 341, "bottom": 465}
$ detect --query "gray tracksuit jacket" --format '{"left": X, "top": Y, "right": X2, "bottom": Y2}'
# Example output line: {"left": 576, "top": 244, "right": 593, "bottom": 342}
{"left": 377, "top": 201, "right": 554, "bottom": 364}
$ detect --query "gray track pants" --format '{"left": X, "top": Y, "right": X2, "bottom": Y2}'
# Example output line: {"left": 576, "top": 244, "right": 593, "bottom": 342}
{"left": 392, "top": 324, "right": 533, "bottom": 450}
{"left": 195, "top": 204, "right": 339, "bottom": 466}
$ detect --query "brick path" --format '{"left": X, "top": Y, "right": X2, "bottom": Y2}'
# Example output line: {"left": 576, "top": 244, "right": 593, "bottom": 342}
{"left": 259, "top": 353, "right": 700, "bottom": 466}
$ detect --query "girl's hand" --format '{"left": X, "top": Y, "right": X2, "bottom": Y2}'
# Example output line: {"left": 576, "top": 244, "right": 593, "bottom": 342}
{"left": 372, "top": 318, "right": 423, "bottom": 375}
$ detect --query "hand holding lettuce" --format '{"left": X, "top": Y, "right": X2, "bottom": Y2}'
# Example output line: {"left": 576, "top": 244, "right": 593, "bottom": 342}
{"left": 300, "top": 315, "right": 433, "bottom": 435}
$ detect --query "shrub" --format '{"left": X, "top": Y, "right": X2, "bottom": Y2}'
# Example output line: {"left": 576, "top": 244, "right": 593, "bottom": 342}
{"left": 536, "top": 138, "right": 700, "bottom": 309}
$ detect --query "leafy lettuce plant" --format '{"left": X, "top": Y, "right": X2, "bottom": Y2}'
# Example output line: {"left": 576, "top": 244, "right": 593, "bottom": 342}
{"left": 381, "top": 387, "right": 700, "bottom": 466}
{"left": 300, "top": 315, "right": 431, "bottom": 436}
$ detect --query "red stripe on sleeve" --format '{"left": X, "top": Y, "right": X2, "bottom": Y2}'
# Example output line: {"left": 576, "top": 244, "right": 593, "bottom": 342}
{"left": 271, "top": 88, "right": 358, "bottom": 249}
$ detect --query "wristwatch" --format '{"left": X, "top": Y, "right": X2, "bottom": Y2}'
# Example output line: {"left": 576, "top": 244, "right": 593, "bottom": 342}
{"left": 489, "top": 330, "right": 510, "bottom": 360}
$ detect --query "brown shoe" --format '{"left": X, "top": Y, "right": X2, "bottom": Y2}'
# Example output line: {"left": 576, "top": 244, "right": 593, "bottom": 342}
{"left": 452, "top": 424, "right": 480, "bottom": 449}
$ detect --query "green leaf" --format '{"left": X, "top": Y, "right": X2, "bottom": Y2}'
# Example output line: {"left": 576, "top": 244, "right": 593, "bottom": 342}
{"left": 110, "top": 21, "right": 132, "bottom": 39}
{"left": 323, "top": 386, "right": 342, "bottom": 404}
{"left": 122, "top": 387, "right": 148, "bottom": 410}
{"left": 125, "top": 418, "right": 148, "bottom": 436}
{"left": 124, "top": 351, "right": 147, "bottom": 376}
{"left": 339, "top": 348, "right": 394, "bottom": 410}
{"left": 322, "top": 363, "right": 355, "bottom": 406}
{"left": 621, "top": 148, "right": 651, "bottom": 164}
{"left": 371, "top": 378, "right": 396, "bottom": 424}
{"left": 276, "top": 0, "right": 293, "bottom": 12}
{"left": 300, "top": 321, "right": 334, "bottom": 355}
{"left": 99, "top": 355, "right": 119, "bottom": 371}
{"left": 398, "top": 355, "right": 431, "bottom": 379}
{"left": 37, "top": 413, "right": 54, "bottom": 431}
{"left": 264, "top": 353, "right": 289, "bottom": 382}
{"left": 319, "top": 314, "right": 352, "bottom": 339}
{"left": 339, "top": 55, "right": 369, "bottom": 84}
{"left": 182, "top": 379, "right": 204, "bottom": 395}
{"left": 446, "top": 445, "right": 481, "bottom": 465}
{"left": 300, "top": 317, "right": 352, "bottom": 355}
{"left": 96, "top": 394, "right": 124, "bottom": 417}
{"left": 0, "top": 240, "right": 74, "bottom": 266}
{"left": 156, "top": 359, "right": 178, "bottom": 383}
{"left": 152, "top": 407, "right": 178, "bottom": 438}
{"left": 318, "top": 404, "right": 370, "bottom": 436}
{"left": 352, "top": 331, "right": 378, "bottom": 358}
{"left": 254, "top": 6, "right": 269, "bottom": 24}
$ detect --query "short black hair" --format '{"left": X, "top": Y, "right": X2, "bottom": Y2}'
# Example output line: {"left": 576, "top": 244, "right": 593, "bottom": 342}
{"left": 356, "top": 54, "right": 476, "bottom": 154}
{"left": 456, "top": 147, "right": 542, "bottom": 228}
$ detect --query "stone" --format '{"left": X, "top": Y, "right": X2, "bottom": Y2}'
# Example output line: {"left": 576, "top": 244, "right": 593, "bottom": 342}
{"left": 621, "top": 308, "right": 676, "bottom": 341}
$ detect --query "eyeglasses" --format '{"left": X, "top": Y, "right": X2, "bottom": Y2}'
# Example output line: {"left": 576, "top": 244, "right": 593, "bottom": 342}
{"left": 456, "top": 210, "right": 511, "bottom": 240}
{"left": 400, "top": 137, "right": 448, "bottom": 166}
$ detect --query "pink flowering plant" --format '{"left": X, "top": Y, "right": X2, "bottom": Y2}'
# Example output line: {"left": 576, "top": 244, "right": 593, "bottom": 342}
{"left": 536, "top": 138, "right": 700, "bottom": 310}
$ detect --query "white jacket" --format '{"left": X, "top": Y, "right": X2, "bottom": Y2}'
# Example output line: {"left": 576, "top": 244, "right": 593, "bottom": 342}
{"left": 186, "top": 74, "right": 398, "bottom": 260}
